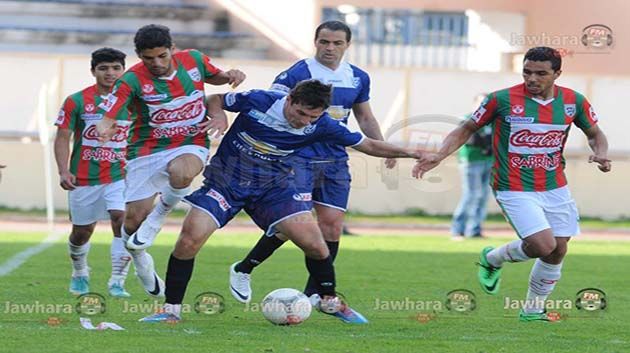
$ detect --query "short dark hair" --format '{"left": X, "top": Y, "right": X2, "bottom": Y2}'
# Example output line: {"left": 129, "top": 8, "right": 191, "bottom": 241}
{"left": 315, "top": 20, "right": 352, "bottom": 42}
{"left": 91, "top": 47, "right": 126, "bottom": 70}
{"left": 134, "top": 24, "right": 173, "bottom": 52}
{"left": 289, "top": 80, "right": 332, "bottom": 110}
{"left": 524, "top": 46, "right": 562, "bottom": 71}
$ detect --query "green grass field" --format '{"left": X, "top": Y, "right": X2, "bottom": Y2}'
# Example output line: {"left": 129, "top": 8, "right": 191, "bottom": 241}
{"left": 0, "top": 230, "right": 628, "bottom": 353}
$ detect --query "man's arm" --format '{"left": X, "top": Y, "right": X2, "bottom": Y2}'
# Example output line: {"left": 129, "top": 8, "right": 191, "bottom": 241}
{"left": 53, "top": 128, "right": 77, "bottom": 190}
{"left": 583, "top": 125, "right": 611, "bottom": 172}
{"left": 353, "top": 101, "right": 396, "bottom": 168}
{"left": 352, "top": 138, "right": 422, "bottom": 159}
{"left": 412, "top": 120, "right": 480, "bottom": 179}
{"left": 205, "top": 70, "right": 246, "bottom": 88}
{"left": 198, "top": 94, "right": 229, "bottom": 137}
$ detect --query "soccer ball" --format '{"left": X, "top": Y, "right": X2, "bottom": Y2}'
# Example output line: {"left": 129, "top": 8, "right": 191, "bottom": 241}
{"left": 261, "top": 288, "right": 312, "bottom": 325}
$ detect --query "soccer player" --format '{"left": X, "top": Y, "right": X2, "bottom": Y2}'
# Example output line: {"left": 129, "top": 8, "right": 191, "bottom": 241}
{"left": 413, "top": 47, "right": 611, "bottom": 321}
{"left": 139, "top": 80, "right": 423, "bottom": 322}
{"left": 96, "top": 24, "right": 245, "bottom": 297}
{"left": 54, "top": 47, "right": 132, "bottom": 297}
{"left": 229, "top": 21, "right": 395, "bottom": 311}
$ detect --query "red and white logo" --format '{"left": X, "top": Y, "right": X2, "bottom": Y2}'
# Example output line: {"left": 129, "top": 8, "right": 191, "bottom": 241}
{"left": 142, "top": 84, "right": 154, "bottom": 93}
{"left": 510, "top": 153, "right": 561, "bottom": 171}
{"left": 510, "top": 129, "right": 564, "bottom": 149}
{"left": 151, "top": 99, "right": 204, "bottom": 125}
{"left": 83, "top": 124, "right": 129, "bottom": 143}
{"left": 207, "top": 188, "right": 231, "bottom": 211}
{"left": 511, "top": 105, "right": 524, "bottom": 114}
{"left": 56, "top": 109, "right": 65, "bottom": 125}
{"left": 85, "top": 104, "right": 95, "bottom": 112}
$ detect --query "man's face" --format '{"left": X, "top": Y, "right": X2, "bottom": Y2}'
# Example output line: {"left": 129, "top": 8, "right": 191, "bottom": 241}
{"left": 522, "top": 60, "right": 561, "bottom": 97}
{"left": 91, "top": 61, "right": 125, "bottom": 89}
{"left": 314, "top": 29, "right": 350, "bottom": 67}
{"left": 284, "top": 96, "right": 325, "bottom": 129}
{"left": 138, "top": 46, "right": 173, "bottom": 77}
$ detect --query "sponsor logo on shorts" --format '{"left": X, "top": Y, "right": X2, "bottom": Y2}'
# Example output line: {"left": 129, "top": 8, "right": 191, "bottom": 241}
{"left": 292, "top": 193, "right": 312, "bottom": 202}
{"left": 207, "top": 189, "right": 231, "bottom": 211}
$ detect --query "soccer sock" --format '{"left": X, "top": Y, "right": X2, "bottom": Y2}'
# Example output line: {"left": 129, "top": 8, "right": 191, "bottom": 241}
{"left": 523, "top": 259, "right": 562, "bottom": 314}
{"left": 235, "top": 233, "right": 286, "bottom": 274}
{"left": 68, "top": 241, "right": 90, "bottom": 277}
{"left": 305, "top": 255, "right": 336, "bottom": 296}
{"left": 110, "top": 236, "right": 131, "bottom": 282}
{"left": 149, "top": 185, "right": 191, "bottom": 222}
{"left": 486, "top": 239, "right": 531, "bottom": 267}
{"left": 165, "top": 254, "right": 195, "bottom": 306}
{"left": 304, "top": 241, "right": 339, "bottom": 296}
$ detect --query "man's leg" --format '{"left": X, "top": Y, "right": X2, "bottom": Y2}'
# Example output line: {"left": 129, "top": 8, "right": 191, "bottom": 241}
{"left": 140, "top": 207, "right": 218, "bottom": 321}
{"left": 68, "top": 223, "right": 96, "bottom": 295}
{"left": 122, "top": 197, "right": 165, "bottom": 297}
{"left": 451, "top": 163, "right": 472, "bottom": 237}
{"left": 131, "top": 153, "right": 204, "bottom": 249}
{"left": 464, "top": 162, "right": 485, "bottom": 237}
{"left": 108, "top": 209, "right": 131, "bottom": 298}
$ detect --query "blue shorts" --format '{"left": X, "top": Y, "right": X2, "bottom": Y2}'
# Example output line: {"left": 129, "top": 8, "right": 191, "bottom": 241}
{"left": 184, "top": 168, "right": 312, "bottom": 236}
{"left": 293, "top": 160, "right": 351, "bottom": 212}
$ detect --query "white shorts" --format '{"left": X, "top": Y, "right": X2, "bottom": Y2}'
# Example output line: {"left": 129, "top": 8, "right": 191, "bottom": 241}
{"left": 125, "top": 145, "right": 209, "bottom": 203}
{"left": 68, "top": 180, "right": 125, "bottom": 226}
{"left": 495, "top": 185, "right": 580, "bottom": 238}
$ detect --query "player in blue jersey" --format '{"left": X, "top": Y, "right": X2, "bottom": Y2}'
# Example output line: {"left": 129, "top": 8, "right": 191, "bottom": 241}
{"left": 139, "top": 80, "right": 423, "bottom": 323}
{"left": 229, "top": 22, "right": 395, "bottom": 318}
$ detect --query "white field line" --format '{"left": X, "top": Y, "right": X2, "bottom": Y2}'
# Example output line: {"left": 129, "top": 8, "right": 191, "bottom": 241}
{"left": 0, "top": 231, "right": 64, "bottom": 277}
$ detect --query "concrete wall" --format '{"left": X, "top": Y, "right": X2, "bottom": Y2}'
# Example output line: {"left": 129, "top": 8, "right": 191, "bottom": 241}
{"left": 1, "top": 54, "right": 628, "bottom": 217}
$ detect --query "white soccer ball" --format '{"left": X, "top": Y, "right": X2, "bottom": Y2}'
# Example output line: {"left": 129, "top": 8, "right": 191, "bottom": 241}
{"left": 261, "top": 288, "right": 312, "bottom": 325}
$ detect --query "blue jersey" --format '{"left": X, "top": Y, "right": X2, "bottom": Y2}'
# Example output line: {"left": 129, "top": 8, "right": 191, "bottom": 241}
{"left": 270, "top": 58, "right": 371, "bottom": 162}
{"left": 204, "top": 89, "right": 365, "bottom": 185}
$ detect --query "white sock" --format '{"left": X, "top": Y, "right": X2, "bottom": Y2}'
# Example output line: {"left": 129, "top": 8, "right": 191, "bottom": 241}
{"left": 110, "top": 237, "right": 131, "bottom": 281}
{"left": 149, "top": 185, "right": 191, "bottom": 221}
{"left": 486, "top": 239, "right": 531, "bottom": 267}
{"left": 164, "top": 303, "right": 182, "bottom": 318}
{"left": 69, "top": 241, "right": 90, "bottom": 277}
{"left": 523, "top": 259, "right": 563, "bottom": 314}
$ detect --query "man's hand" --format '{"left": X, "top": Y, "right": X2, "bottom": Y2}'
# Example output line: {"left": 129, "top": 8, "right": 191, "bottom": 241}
{"left": 59, "top": 170, "right": 77, "bottom": 190}
{"left": 225, "top": 69, "right": 246, "bottom": 88}
{"left": 588, "top": 155, "right": 611, "bottom": 173}
{"left": 384, "top": 158, "right": 397, "bottom": 169}
{"left": 412, "top": 152, "right": 443, "bottom": 179}
{"left": 96, "top": 118, "right": 116, "bottom": 143}
{"left": 198, "top": 113, "right": 228, "bottom": 138}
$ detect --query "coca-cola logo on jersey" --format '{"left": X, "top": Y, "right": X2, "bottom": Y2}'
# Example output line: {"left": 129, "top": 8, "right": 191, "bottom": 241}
{"left": 83, "top": 125, "right": 129, "bottom": 143}
{"left": 510, "top": 129, "right": 564, "bottom": 149}
{"left": 151, "top": 98, "right": 204, "bottom": 125}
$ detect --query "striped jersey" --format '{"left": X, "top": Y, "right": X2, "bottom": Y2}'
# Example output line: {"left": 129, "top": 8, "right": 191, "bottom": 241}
{"left": 270, "top": 58, "right": 370, "bottom": 162}
{"left": 471, "top": 83, "right": 598, "bottom": 191}
{"left": 98, "top": 49, "right": 221, "bottom": 160}
{"left": 55, "top": 84, "right": 129, "bottom": 186}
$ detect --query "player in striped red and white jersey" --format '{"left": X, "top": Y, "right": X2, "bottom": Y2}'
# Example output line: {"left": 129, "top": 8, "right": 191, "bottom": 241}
{"left": 413, "top": 47, "right": 611, "bottom": 321}
{"left": 54, "top": 48, "right": 132, "bottom": 298}
{"left": 96, "top": 24, "right": 246, "bottom": 297}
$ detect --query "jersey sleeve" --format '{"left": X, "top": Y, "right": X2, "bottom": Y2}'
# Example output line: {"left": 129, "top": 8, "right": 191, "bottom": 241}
{"left": 469, "top": 93, "right": 499, "bottom": 127}
{"left": 55, "top": 96, "right": 77, "bottom": 129}
{"left": 269, "top": 69, "right": 301, "bottom": 93}
{"left": 189, "top": 49, "right": 222, "bottom": 80}
{"left": 223, "top": 90, "right": 256, "bottom": 113}
{"left": 573, "top": 94, "right": 599, "bottom": 130}
{"left": 99, "top": 79, "right": 135, "bottom": 121}
{"left": 317, "top": 116, "right": 365, "bottom": 147}
{"left": 355, "top": 71, "right": 371, "bottom": 104}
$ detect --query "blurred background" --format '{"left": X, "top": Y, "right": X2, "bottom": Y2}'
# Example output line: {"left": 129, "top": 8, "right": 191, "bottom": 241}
{"left": 0, "top": 0, "right": 628, "bottom": 219}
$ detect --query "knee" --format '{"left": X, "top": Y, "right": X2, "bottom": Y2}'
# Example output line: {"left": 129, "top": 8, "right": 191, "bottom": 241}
{"left": 174, "top": 234, "right": 202, "bottom": 258}
{"left": 527, "top": 240, "right": 557, "bottom": 258}
{"left": 304, "top": 240, "right": 329, "bottom": 260}
{"left": 317, "top": 217, "right": 343, "bottom": 241}
{"left": 70, "top": 226, "right": 94, "bottom": 244}
{"left": 167, "top": 162, "right": 197, "bottom": 188}
{"left": 125, "top": 209, "right": 146, "bottom": 229}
